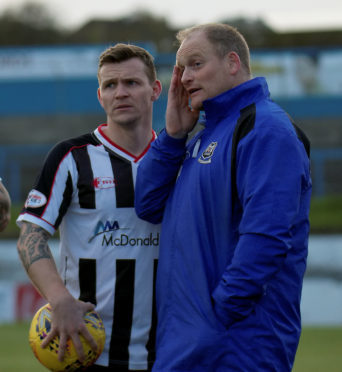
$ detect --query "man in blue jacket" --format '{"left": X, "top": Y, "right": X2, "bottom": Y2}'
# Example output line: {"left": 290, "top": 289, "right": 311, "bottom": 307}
{"left": 135, "top": 23, "right": 311, "bottom": 371}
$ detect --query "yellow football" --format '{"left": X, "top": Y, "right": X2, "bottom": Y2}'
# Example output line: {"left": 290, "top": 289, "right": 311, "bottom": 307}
{"left": 29, "top": 303, "right": 105, "bottom": 371}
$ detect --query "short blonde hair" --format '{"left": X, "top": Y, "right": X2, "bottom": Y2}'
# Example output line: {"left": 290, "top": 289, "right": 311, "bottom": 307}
{"left": 176, "top": 23, "right": 251, "bottom": 75}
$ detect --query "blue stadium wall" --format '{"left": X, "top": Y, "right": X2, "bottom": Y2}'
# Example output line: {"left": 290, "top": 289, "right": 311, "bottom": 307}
{"left": 0, "top": 45, "right": 342, "bottom": 201}
{"left": 1, "top": 76, "right": 342, "bottom": 128}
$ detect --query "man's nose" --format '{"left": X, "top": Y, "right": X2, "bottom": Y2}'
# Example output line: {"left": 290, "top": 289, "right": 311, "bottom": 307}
{"left": 115, "top": 83, "right": 128, "bottom": 97}
{"left": 181, "top": 67, "right": 193, "bottom": 84}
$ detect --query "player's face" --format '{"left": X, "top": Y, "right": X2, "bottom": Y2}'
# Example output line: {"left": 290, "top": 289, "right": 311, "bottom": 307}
{"left": 176, "top": 31, "right": 234, "bottom": 110}
{"left": 97, "top": 58, "right": 161, "bottom": 127}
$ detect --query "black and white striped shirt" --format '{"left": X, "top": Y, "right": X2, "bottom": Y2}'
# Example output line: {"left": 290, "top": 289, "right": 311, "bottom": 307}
{"left": 17, "top": 124, "right": 160, "bottom": 369}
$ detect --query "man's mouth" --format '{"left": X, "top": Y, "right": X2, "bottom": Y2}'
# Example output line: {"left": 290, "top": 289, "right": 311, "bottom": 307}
{"left": 115, "top": 105, "right": 131, "bottom": 110}
{"left": 189, "top": 88, "right": 201, "bottom": 96}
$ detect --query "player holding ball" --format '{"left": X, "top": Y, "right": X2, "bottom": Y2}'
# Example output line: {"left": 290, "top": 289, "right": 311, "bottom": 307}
{"left": 17, "top": 43, "right": 162, "bottom": 371}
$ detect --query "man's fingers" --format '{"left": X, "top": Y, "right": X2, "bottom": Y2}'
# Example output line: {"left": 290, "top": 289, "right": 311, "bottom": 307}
{"left": 79, "top": 303, "right": 99, "bottom": 352}
{"left": 70, "top": 332, "right": 85, "bottom": 363}
{"left": 41, "top": 328, "right": 57, "bottom": 348}
{"left": 169, "top": 66, "right": 183, "bottom": 94}
{"left": 81, "top": 326, "right": 98, "bottom": 353}
{"left": 83, "top": 301, "right": 95, "bottom": 313}
{"left": 57, "top": 334, "right": 68, "bottom": 362}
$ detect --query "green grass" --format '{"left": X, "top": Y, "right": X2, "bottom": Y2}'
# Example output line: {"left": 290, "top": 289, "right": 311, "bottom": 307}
{"left": 0, "top": 322, "right": 46, "bottom": 372}
{"left": 293, "top": 327, "right": 342, "bottom": 371}
{"left": 0, "top": 323, "right": 341, "bottom": 371}
{"left": 309, "top": 195, "right": 342, "bottom": 233}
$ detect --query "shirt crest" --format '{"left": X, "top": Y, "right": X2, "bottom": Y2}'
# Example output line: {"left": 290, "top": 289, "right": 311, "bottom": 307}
{"left": 198, "top": 142, "right": 218, "bottom": 164}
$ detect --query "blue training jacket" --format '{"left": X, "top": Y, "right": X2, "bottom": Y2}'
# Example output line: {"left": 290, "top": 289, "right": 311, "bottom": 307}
{"left": 135, "top": 77, "right": 312, "bottom": 371}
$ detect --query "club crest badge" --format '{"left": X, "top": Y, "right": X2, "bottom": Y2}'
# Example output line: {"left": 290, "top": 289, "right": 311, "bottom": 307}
{"left": 25, "top": 189, "right": 47, "bottom": 208}
{"left": 198, "top": 142, "right": 218, "bottom": 164}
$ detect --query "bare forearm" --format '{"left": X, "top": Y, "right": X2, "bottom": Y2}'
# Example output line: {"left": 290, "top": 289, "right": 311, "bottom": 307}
{"left": 17, "top": 223, "right": 96, "bottom": 361}
{"left": 17, "top": 222, "right": 70, "bottom": 303}
{"left": 17, "top": 222, "right": 52, "bottom": 270}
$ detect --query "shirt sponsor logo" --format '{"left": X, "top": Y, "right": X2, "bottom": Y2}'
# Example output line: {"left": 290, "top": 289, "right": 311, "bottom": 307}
{"left": 88, "top": 220, "right": 125, "bottom": 242}
{"left": 198, "top": 141, "right": 218, "bottom": 164}
{"left": 89, "top": 220, "right": 159, "bottom": 247}
{"left": 102, "top": 233, "right": 159, "bottom": 247}
{"left": 25, "top": 189, "right": 47, "bottom": 208}
{"left": 93, "top": 177, "right": 116, "bottom": 189}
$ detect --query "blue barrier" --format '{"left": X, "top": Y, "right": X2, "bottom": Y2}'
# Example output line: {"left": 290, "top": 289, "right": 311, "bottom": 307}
{"left": 0, "top": 76, "right": 341, "bottom": 118}
{"left": 0, "top": 144, "right": 53, "bottom": 203}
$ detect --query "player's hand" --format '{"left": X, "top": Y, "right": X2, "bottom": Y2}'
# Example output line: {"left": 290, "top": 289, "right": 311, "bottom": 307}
{"left": 166, "top": 65, "right": 200, "bottom": 138}
{"left": 41, "top": 295, "right": 97, "bottom": 362}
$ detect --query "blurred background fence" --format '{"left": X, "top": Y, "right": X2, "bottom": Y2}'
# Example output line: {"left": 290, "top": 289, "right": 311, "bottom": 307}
{"left": 0, "top": 43, "right": 342, "bottom": 202}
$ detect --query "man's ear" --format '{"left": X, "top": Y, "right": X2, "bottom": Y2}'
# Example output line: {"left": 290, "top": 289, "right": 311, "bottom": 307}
{"left": 151, "top": 80, "right": 162, "bottom": 101}
{"left": 226, "top": 51, "right": 241, "bottom": 75}
{"left": 97, "top": 87, "right": 103, "bottom": 107}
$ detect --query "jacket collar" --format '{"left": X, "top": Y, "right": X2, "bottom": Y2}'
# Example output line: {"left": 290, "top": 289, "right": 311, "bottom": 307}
{"left": 202, "top": 77, "right": 270, "bottom": 127}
